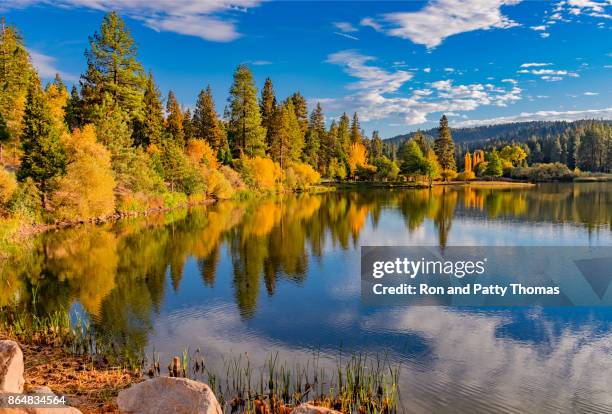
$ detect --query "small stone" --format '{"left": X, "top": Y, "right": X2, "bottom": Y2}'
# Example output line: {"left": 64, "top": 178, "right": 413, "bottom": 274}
{"left": 291, "top": 404, "right": 343, "bottom": 414}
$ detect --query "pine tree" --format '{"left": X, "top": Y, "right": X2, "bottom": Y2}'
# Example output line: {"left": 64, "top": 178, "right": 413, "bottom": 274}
{"left": 80, "top": 11, "right": 145, "bottom": 123}
{"left": 350, "top": 112, "right": 362, "bottom": 144}
{"left": 183, "top": 108, "right": 194, "bottom": 142}
{"left": 44, "top": 74, "right": 69, "bottom": 132}
{"left": 193, "top": 86, "right": 223, "bottom": 150}
{"left": 284, "top": 99, "right": 304, "bottom": 162}
{"left": 17, "top": 79, "right": 67, "bottom": 208}
{"left": 227, "top": 65, "right": 266, "bottom": 157}
{"left": 268, "top": 105, "right": 291, "bottom": 169}
{"left": 260, "top": 78, "right": 276, "bottom": 148}
{"left": 337, "top": 113, "right": 350, "bottom": 156}
{"left": 400, "top": 140, "right": 424, "bottom": 176}
{"left": 133, "top": 72, "right": 163, "bottom": 147}
{"left": 0, "top": 112, "right": 9, "bottom": 163}
{"left": 577, "top": 124, "right": 605, "bottom": 172}
{"left": 433, "top": 115, "right": 456, "bottom": 179}
{"left": 370, "top": 130, "right": 383, "bottom": 160}
{"left": 303, "top": 103, "right": 324, "bottom": 169}
{"left": 412, "top": 130, "right": 430, "bottom": 153}
{"left": 290, "top": 92, "right": 308, "bottom": 136}
{"left": 165, "top": 90, "right": 184, "bottom": 147}
{"left": 65, "top": 85, "right": 85, "bottom": 131}
{"left": 0, "top": 19, "right": 34, "bottom": 140}
{"left": 485, "top": 150, "right": 503, "bottom": 177}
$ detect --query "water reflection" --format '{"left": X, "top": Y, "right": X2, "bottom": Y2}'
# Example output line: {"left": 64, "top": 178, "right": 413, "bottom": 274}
{"left": 1, "top": 183, "right": 611, "bottom": 413}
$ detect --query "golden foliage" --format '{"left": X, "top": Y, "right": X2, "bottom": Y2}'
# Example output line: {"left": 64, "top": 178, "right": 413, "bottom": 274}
{"left": 473, "top": 150, "right": 485, "bottom": 167}
{"left": 45, "top": 84, "right": 69, "bottom": 132}
{"left": 205, "top": 169, "right": 234, "bottom": 199}
{"left": 348, "top": 142, "right": 368, "bottom": 175}
{"left": 239, "top": 156, "right": 281, "bottom": 190}
{"left": 284, "top": 162, "right": 320, "bottom": 190}
{"left": 186, "top": 139, "right": 219, "bottom": 170}
{"left": 50, "top": 125, "right": 116, "bottom": 220}
{"left": 456, "top": 170, "right": 476, "bottom": 181}
{"left": 0, "top": 168, "right": 17, "bottom": 205}
{"left": 464, "top": 152, "right": 472, "bottom": 172}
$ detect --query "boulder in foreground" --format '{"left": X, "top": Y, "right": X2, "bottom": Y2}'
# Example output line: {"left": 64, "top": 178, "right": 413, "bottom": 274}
{"left": 291, "top": 403, "right": 343, "bottom": 414}
{"left": 0, "top": 340, "right": 24, "bottom": 393}
{"left": 117, "top": 377, "right": 222, "bottom": 414}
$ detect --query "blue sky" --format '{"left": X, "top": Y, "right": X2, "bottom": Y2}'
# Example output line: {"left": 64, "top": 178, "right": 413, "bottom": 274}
{"left": 2, "top": 0, "right": 611, "bottom": 138}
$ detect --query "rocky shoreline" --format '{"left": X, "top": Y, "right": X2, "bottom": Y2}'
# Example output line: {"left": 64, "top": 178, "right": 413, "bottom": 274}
{"left": 0, "top": 340, "right": 343, "bottom": 414}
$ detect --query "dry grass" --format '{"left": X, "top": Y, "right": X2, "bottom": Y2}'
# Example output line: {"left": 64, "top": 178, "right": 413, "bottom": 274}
{"left": 8, "top": 338, "right": 142, "bottom": 413}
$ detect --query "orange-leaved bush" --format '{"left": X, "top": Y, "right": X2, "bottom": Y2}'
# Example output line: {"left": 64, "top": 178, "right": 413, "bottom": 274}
{"left": 186, "top": 139, "right": 219, "bottom": 170}
{"left": 50, "top": 124, "right": 116, "bottom": 221}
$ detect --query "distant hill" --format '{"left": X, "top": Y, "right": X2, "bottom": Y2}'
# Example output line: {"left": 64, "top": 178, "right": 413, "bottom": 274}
{"left": 384, "top": 120, "right": 612, "bottom": 147}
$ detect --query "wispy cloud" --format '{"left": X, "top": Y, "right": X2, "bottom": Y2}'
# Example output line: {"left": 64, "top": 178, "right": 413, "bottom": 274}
{"left": 520, "top": 62, "right": 552, "bottom": 67}
{"left": 360, "top": 0, "right": 523, "bottom": 48}
{"left": 322, "top": 50, "right": 521, "bottom": 125}
{"left": 29, "top": 49, "right": 78, "bottom": 82}
{"left": 456, "top": 107, "right": 612, "bottom": 126}
{"left": 584, "top": 91, "right": 600, "bottom": 96}
{"left": 3, "top": 0, "right": 263, "bottom": 42}
{"left": 334, "top": 32, "right": 359, "bottom": 41}
{"left": 517, "top": 66, "right": 579, "bottom": 81}
{"left": 333, "top": 21, "right": 358, "bottom": 33}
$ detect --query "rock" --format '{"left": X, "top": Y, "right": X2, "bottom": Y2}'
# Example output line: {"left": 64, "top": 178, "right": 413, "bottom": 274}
{"left": 291, "top": 404, "right": 343, "bottom": 414}
{"left": 117, "top": 377, "right": 222, "bottom": 414}
{"left": 0, "top": 341, "right": 24, "bottom": 393}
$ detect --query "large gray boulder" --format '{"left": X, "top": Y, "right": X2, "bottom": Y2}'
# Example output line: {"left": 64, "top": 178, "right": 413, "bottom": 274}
{"left": 0, "top": 340, "right": 24, "bottom": 393}
{"left": 291, "top": 404, "right": 343, "bottom": 414}
{"left": 117, "top": 377, "right": 222, "bottom": 414}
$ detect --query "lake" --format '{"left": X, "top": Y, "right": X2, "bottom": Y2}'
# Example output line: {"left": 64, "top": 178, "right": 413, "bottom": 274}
{"left": 1, "top": 182, "right": 611, "bottom": 413}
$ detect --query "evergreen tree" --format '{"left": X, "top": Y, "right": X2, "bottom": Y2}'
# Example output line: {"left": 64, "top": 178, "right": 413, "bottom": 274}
{"left": 370, "top": 130, "right": 383, "bottom": 160}
{"left": 400, "top": 140, "right": 424, "bottom": 176}
{"left": 193, "top": 86, "right": 223, "bottom": 150}
{"left": 283, "top": 99, "right": 304, "bottom": 162}
{"left": 290, "top": 92, "right": 308, "bottom": 136}
{"left": 337, "top": 113, "right": 350, "bottom": 156}
{"left": 412, "top": 130, "right": 430, "bottom": 153}
{"left": 80, "top": 11, "right": 145, "bottom": 123}
{"left": 165, "top": 90, "right": 184, "bottom": 147}
{"left": 227, "top": 65, "right": 266, "bottom": 157}
{"left": 65, "top": 85, "right": 85, "bottom": 131}
{"left": 260, "top": 78, "right": 276, "bottom": 148}
{"left": 0, "top": 112, "right": 8, "bottom": 163}
{"left": 433, "top": 115, "right": 456, "bottom": 179}
{"left": 17, "top": 79, "right": 67, "bottom": 208}
{"left": 268, "top": 104, "right": 291, "bottom": 169}
{"left": 484, "top": 150, "right": 503, "bottom": 177}
{"left": 133, "top": 72, "right": 163, "bottom": 147}
{"left": 577, "top": 124, "right": 605, "bottom": 172}
{"left": 320, "top": 120, "right": 338, "bottom": 175}
{"left": 0, "top": 19, "right": 34, "bottom": 140}
{"left": 303, "top": 103, "right": 324, "bottom": 169}
{"left": 350, "top": 112, "right": 362, "bottom": 144}
{"left": 182, "top": 108, "right": 194, "bottom": 142}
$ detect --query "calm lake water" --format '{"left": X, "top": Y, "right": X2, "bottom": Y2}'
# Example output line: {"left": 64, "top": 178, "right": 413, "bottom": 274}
{"left": 2, "top": 182, "right": 611, "bottom": 413}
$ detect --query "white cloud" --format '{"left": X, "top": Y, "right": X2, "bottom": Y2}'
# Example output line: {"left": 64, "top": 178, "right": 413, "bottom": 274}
{"left": 455, "top": 107, "right": 612, "bottom": 126}
{"left": 444, "top": 67, "right": 455, "bottom": 72}
{"left": 333, "top": 21, "right": 358, "bottom": 33}
{"left": 360, "top": 0, "right": 523, "bottom": 48}
{"left": 530, "top": 25, "right": 547, "bottom": 30}
{"left": 540, "top": 32, "right": 551, "bottom": 38}
{"left": 518, "top": 66, "right": 580, "bottom": 81}
{"left": 520, "top": 62, "right": 552, "bottom": 67}
{"left": 322, "top": 50, "right": 521, "bottom": 125}
{"left": 550, "top": 0, "right": 612, "bottom": 21}
{"left": 584, "top": 91, "right": 600, "bottom": 95}
{"left": 423, "top": 67, "right": 432, "bottom": 73}
{"left": 501, "top": 78, "right": 518, "bottom": 84}
{"left": 326, "top": 50, "right": 413, "bottom": 94}
{"left": 3, "top": 0, "right": 262, "bottom": 42}
{"left": 29, "top": 50, "right": 78, "bottom": 82}
{"left": 248, "top": 60, "right": 271, "bottom": 66}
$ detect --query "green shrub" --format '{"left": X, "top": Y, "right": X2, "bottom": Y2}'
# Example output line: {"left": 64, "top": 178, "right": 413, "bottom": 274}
{"left": 510, "top": 162, "right": 575, "bottom": 181}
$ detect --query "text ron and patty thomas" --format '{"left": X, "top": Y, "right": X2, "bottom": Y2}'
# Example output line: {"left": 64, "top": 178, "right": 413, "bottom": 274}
{"left": 368, "top": 257, "right": 561, "bottom": 297}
